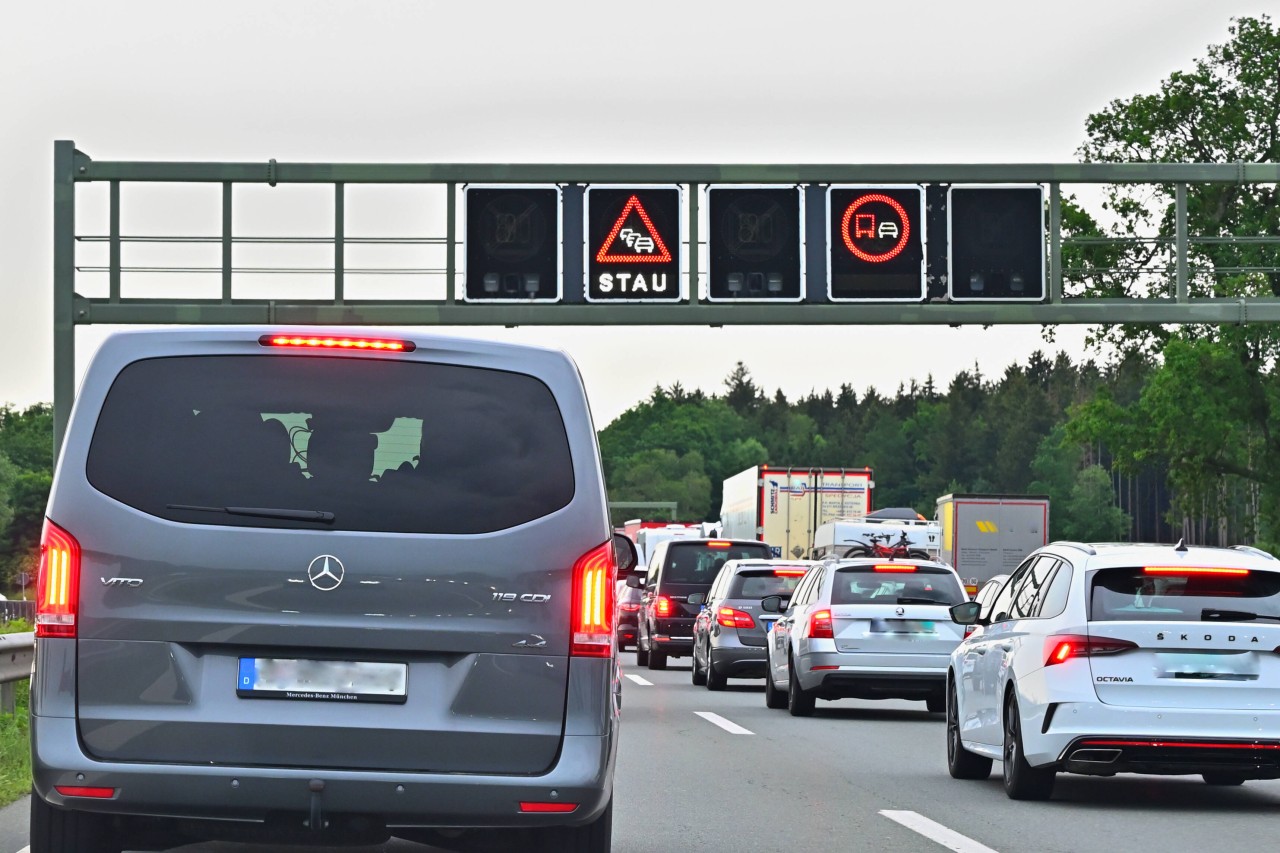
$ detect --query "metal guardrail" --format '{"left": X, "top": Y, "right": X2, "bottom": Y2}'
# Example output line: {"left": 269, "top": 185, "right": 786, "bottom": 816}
{"left": 1, "top": 599, "right": 35, "bottom": 623}
{"left": 0, "top": 631, "right": 34, "bottom": 714}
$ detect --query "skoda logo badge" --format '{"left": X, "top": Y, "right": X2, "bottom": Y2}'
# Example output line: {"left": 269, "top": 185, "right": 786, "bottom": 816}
{"left": 307, "top": 555, "right": 345, "bottom": 591}
{"left": 895, "top": 606, "right": 905, "bottom": 616}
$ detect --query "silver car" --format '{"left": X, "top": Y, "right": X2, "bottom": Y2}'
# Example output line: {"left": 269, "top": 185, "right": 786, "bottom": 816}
{"left": 689, "top": 559, "right": 815, "bottom": 690}
{"left": 762, "top": 558, "right": 968, "bottom": 715}
{"left": 29, "top": 327, "right": 636, "bottom": 853}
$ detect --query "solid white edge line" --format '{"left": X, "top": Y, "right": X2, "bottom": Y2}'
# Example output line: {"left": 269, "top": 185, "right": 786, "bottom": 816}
{"left": 694, "top": 711, "right": 754, "bottom": 735}
{"left": 624, "top": 674, "right": 653, "bottom": 686}
{"left": 880, "top": 810, "right": 1000, "bottom": 853}
{"left": 17, "top": 846, "right": 29, "bottom": 853}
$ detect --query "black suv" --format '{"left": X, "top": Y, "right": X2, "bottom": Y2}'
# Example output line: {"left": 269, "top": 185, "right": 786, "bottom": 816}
{"left": 630, "top": 538, "right": 772, "bottom": 670}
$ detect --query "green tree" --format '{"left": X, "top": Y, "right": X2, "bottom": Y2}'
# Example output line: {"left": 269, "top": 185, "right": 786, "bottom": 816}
{"left": 1061, "top": 466, "right": 1132, "bottom": 543}
{"left": 1065, "top": 15, "right": 1280, "bottom": 543}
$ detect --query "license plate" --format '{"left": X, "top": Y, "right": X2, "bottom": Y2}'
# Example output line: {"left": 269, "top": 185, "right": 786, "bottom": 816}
{"left": 237, "top": 657, "right": 408, "bottom": 703}
{"left": 870, "top": 619, "right": 936, "bottom": 634}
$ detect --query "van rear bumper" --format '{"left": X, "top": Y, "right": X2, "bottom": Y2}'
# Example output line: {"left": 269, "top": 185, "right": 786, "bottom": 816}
{"left": 31, "top": 714, "right": 616, "bottom": 828}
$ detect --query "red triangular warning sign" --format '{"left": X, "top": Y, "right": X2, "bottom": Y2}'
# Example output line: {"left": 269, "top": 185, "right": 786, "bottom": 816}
{"left": 596, "top": 195, "right": 673, "bottom": 263}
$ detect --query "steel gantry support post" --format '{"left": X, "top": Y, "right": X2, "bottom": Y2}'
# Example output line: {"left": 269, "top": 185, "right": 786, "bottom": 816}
{"left": 52, "top": 141, "right": 78, "bottom": 459}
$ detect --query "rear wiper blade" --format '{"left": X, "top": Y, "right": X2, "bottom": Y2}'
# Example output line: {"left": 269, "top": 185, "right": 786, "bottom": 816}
{"left": 1201, "top": 608, "right": 1280, "bottom": 623}
{"left": 167, "top": 504, "right": 336, "bottom": 523}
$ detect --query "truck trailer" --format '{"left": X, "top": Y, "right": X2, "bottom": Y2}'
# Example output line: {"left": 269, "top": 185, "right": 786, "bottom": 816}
{"left": 720, "top": 465, "right": 874, "bottom": 559}
{"left": 935, "top": 493, "right": 1050, "bottom": 593}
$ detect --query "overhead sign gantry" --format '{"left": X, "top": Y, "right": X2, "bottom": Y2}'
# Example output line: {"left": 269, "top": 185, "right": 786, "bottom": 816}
{"left": 52, "top": 140, "right": 1280, "bottom": 449}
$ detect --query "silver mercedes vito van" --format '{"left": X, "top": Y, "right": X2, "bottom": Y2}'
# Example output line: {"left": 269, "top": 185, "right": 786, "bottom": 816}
{"left": 30, "top": 327, "right": 635, "bottom": 852}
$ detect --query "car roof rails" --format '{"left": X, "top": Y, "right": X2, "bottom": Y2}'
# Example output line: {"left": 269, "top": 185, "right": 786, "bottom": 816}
{"left": 1231, "top": 545, "right": 1278, "bottom": 561}
{"left": 1050, "top": 541, "right": 1097, "bottom": 556}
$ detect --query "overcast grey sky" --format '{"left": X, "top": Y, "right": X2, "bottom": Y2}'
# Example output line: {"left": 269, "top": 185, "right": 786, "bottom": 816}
{"left": 2, "top": 1, "right": 1276, "bottom": 426}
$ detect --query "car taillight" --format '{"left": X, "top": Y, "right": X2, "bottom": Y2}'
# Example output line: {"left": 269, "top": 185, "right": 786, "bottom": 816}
{"left": 716, "top": 607, "right": 755, "bottom": 629}
{"left": 808, "top": 609, "right": 834, "bottom": 639}
{"left": 874, "top": 564, "right": 916, "bottom": 572}
{"left": 774, "top": 569, "right": 807, "bottom": 577}
{"left": 655, "top": 595, "right": 676, "bottom": 618}
{"left": 963, "top": 626, "right": 977, "bottom": 639}
{"left": 1045, "top": 634, "right": 1137, "bottom": 666}
{"left": 619, "top": 602, "right": 641, "bottom": 612}
{"left": 36, "top": 520, "right": 81, "bottom": 639}
{"left": 571, "top": 541, "right": 615, "bottom": 658}
{"left": 258, "top": 334, "right": 415, "bottom": 352}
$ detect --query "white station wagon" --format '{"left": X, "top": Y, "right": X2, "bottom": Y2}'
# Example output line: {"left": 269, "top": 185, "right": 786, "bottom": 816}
{"left": 947, "top": 540, "right": 1280, "bottom": 800}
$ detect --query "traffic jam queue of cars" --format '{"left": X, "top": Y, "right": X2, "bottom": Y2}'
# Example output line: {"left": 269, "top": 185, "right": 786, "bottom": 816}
{"left": 623, "top": 536, "right": 1280, "bottom": 801}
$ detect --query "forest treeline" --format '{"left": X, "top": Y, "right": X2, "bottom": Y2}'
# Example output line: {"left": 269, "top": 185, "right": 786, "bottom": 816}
{"left": 599, "top": 354, "right": 1145, "bottom": 543}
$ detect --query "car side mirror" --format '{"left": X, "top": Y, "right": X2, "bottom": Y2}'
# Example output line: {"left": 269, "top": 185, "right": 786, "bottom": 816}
{"left": 949, "top": 601, "right": 983, "bottom": 625}
{"left": 612, "top": 533, "right": 638, "bottom": 575}
{"left": 687, "top": 592, "right": 706, "bottom": 606}
{"left": 625, "top": 573, "right": 645, "bottom": 589}
{"left": 761, "top": 595, "right": 790, "bottom": 613}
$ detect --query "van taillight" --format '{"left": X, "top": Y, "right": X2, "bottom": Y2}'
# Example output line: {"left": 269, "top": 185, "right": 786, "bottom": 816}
{"left": 36, "top": 520, "right": 81, "bottom": 639}
{"left": 571, "top": 541, "right": 615, "bottom": 658}
{"left": 655, "top": 596, "right": 676, "bottom": 618}
{"left": 808, "top": 609, "right": 834, "bottom": 639}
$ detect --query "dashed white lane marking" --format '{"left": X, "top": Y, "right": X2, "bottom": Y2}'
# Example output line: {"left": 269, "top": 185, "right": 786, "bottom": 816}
{"left": 625, "top": 674, "right": 653, "bottom": 686}
{"left": 880, "top": 810, "right": 1000, "bottom": 853}
{"left": 694, "top": 711, "right": 754, "bottom": 735}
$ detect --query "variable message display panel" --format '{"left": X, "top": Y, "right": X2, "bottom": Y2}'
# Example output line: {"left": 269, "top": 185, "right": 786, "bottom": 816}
{"left": 948, "top": 185, "right": 1045, "bottom": 301}
{"left": 585, "top": 185, "right": 683, "bottom": 302}
{"left": 463, "top": 185, "right": 562, "bottom": 302}
{"left": 706, "top": 185, "right": 804, "bottom": 302}
{"left": 827, "top": 185, "right": 927, "bottom": 301}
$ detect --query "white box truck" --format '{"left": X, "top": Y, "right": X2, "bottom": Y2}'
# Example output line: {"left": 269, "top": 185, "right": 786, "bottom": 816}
{"left": 936, "top": 493, "right": 1050, "bottom": 593}
{"left": 720, "top": 465, "right": 874, "bottom": 559}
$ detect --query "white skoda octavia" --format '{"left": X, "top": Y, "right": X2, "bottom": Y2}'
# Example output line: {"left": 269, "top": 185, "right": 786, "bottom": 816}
{"left": 946, "top": 541, "right": 1280, "bottom": 800}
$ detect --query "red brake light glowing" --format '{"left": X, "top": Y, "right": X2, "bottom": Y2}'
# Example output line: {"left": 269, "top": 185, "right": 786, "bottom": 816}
{"left": 571, "top": 541, "right": 615, "bottom": 658}
{"left": 655, "top": 596, "right": 676, "bottom": 618}
{"left": 1045, "top": 634, "right": 1138, "bottom": 666}
{"left": 519, "top": 801, "right": 579, "bottom": 813}
{"left": 774, "top": 569, "right": 808, "bottom": 577}
{"left": 618, "top": 602, "right": 641, "bottom": 613}
{"left": 874, "top": 564, "right": 916, "bottom": 573}
{"left": 706, "top": 541, "right": 731, "bottom": 549}
{"left": 36, "top": 520, "right": 81, "bottom": 639}
{"left": 259, "top": 334, "right": 416, "bottom": 352}
{"left": 716, "top": 607, "right": 756, "bottom": 630}
{"left": 1143, "top": 566, "right": 1249, "bottom": 576}
{"left": 809, "top": 609, "right": 834, "bottom": 639}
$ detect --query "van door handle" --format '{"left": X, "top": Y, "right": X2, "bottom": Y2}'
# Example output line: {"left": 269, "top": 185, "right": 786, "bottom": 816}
{"left": 998, "top": 643, "right": 1013, "bottom": 652}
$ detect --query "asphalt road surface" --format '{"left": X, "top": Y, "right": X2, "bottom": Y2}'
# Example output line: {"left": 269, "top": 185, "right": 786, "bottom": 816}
{"left": 6, "top": 660, "right": 1280, "bottom": 852}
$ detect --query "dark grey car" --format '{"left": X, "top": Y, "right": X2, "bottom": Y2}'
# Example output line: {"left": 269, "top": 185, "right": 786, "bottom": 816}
{"left": 29, "top": 327, "right": 636, "bottom": 853}
{"left": 689, "top": 559, "right": 814, "bottom": 690}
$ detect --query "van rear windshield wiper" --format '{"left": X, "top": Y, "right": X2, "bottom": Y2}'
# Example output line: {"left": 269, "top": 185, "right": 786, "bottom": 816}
{"left": 167, "top": 504, "right": 336, "bottom": 523}
{"left": 1201, "top": 608, "right": 1280, "bottom": 623}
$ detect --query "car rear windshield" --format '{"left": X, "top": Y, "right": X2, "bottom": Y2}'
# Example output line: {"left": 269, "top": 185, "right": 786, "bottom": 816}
{"left": 86, "top": 355, "right": 575, "bottom": 534}
{"left": 1090, "top": 567, "right": 1280, "bottom": 622}
{"left": 728, "top": 568, "right": 807, "bottom": 599}
{"left": 663, "top": 543, "right": 772, "bottom": 585}
{"left": 831, "top": 567, "right": 966, "bottom": 605}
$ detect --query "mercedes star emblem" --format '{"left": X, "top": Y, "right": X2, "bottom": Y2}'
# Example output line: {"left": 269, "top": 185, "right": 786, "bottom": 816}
{"left": 307, "top": 555, "right": 346, "bottom": 591}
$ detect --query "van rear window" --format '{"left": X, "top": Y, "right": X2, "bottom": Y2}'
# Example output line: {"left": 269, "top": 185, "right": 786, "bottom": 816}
{"left": 1090, "top": 567, "right": 1280, "bottom": 622}
{"left": 663, "top": 543, "right": 772, "bottom": 585}
{"left": 86, "top": 355, "right": 575, "bottom": 534}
